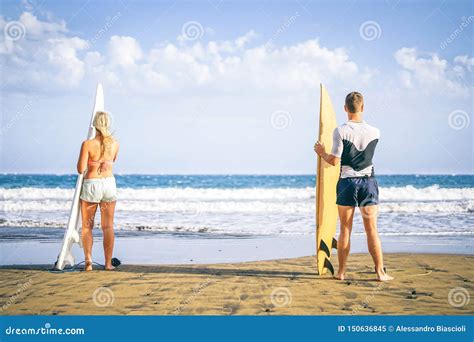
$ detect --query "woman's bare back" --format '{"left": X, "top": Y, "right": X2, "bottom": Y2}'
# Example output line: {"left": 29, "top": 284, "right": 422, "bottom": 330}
{"left": 77, "top": 136, "right": 119, "bottom": 179}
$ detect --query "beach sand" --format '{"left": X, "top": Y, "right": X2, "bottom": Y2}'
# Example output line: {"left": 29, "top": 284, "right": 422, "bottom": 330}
{"left": 0, "top": 254, "right": 472, "bottom": 315}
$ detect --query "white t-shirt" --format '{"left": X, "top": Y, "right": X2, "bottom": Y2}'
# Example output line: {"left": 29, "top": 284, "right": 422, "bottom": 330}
{"left": 331, "top": 121, "right": 380, "bottom": 178}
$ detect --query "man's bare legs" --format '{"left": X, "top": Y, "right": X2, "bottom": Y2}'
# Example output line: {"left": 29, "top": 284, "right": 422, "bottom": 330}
{"left": 100, "top": 201, "right": 116, "bottom": 270}
{"left": 336, "top": 205, "right": 355, "bottom": 280}
{"left": 80, "top": 200, "right": 98, "bottom": 271}
{"left": 360, "top": 205, "right": 393, "bottom": 281}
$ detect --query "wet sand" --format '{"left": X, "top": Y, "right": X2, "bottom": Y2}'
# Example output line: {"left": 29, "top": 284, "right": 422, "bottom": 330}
{"left": 0, "top": 254, "right": 472, "bottom": 315}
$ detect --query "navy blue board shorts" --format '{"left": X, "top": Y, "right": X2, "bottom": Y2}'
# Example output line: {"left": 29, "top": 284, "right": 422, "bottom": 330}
{"left": 336, "top": 177, "right": 379, "bottom": 207}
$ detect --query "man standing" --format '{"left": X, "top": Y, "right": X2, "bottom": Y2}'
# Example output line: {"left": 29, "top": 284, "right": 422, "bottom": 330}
{"left": 314, "top": 91, "right": 393, "bottom": 281}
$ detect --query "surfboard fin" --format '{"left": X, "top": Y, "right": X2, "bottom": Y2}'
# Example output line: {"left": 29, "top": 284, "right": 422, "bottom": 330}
{"left": 324, "top": 258, "right": 334, "bottom": 275}
{"left": 70, "top": 230, "right": 80, "bottom": 245}
{"left": 63, "top": 252, "right": 75, "bottom": 269}
{"left": 319, "top": 240, "right": 331, "bottom": 257}
{"left": 54, "top": 249, "right": 75, "bottom": 270}
{"left": 332, "top": 238, "right": 337, "bottom": 249}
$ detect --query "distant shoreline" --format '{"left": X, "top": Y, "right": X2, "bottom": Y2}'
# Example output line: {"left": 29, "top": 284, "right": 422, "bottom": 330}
{"left": 1, "top": 234, "right": 472, "bottom": 266}
{"left": 1, "top": 173, "right": 474, "bottom": 176}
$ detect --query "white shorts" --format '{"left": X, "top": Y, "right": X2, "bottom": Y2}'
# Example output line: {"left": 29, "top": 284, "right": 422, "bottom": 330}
{"left": 80, "top": 177, "right": 117, "bottom": 203}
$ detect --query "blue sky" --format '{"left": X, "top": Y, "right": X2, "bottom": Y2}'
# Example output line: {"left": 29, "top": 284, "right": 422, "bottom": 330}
{"left": 0, "top": 0, "right": 472, "bottom": 174}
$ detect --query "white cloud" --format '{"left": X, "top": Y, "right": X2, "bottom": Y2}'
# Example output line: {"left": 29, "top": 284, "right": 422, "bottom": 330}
{"left": 107, "top": 36, "right": 142, "bottom": 67}
{"left": 19, "top": 11, "right": 66, "bottom": 37}
{"left": 1, "top": 12, "right": 88, "bottom": 87}
{"left": 1, "top": 12, "right": 373, "bottom": 95}
{"left": 235, "top": 30, "right": 258, "bottom": 49}
{"left": 47, "top": 37, "right": 88, "bottom": 86}
{"left": 454, "top": 55, "right": 474, "bottom": 72}
{"left": 394, "top": 47, "right": 472, "bottom": 96}
{"left": 96, "top": 35, "right": 369, "bottom": 95}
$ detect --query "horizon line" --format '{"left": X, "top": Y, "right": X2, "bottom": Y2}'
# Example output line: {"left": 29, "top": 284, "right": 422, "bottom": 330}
{"left": 1, "top": 173, "right": 473, "bottom": 176}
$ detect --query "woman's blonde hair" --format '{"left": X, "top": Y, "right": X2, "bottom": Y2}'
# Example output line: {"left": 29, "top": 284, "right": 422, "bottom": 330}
{"left": 93, "top": 111, "right": 113, "bottom": 158}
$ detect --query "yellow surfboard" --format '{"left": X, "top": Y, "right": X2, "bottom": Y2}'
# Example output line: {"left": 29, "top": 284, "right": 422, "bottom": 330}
{"left": 316, "top": 84, "right": 340, "bottom": 275}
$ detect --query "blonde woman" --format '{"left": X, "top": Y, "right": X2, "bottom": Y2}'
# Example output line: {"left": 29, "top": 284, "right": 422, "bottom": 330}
{"left": 77, "top": 111, "right": 119, "bottom": 271}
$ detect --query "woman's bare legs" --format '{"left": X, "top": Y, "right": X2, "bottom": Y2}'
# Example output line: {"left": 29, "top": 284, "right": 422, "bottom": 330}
{"left": 100, "top": 201, "right": 116, "bottom": 270}
{"left": 80, "top": 200, "right": 98, "bottom": 271}
{"left": 336, "top": 205, "right": 355, "bottom": 280}
{"left": 360, "top": 205, "right": 393, "bottom": 281}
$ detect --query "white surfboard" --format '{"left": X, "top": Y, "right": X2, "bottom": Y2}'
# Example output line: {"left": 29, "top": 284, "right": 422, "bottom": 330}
{"left": 54, "top": 84, "right": 104, "bottom": 270}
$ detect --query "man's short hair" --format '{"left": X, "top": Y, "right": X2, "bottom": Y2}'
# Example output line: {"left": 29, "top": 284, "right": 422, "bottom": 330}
{"left": 345, "top": 92, "right": 364, "bottom": 113}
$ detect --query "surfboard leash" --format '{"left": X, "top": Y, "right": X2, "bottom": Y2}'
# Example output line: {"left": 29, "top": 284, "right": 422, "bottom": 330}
{"left": 48, "top": 257, "right": 121, "bottom": 273}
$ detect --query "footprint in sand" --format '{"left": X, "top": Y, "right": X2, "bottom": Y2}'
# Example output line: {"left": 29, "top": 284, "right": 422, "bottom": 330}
{"left": 223, "top": 303, "right": 240, "bottom": 315}
{"left": 240, "top": 294, "right": 249, "bottom": 301}
{"left": 341, "top": 304, "right": 353, "bottom": 311}
{"left": 343, "top": 292, "right": 358, "bottom": 299}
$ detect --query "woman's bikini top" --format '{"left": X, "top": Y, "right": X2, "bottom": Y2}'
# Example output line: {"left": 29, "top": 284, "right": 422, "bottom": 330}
{"left": 88, "top": 159, "right": 114, "bottom": 174}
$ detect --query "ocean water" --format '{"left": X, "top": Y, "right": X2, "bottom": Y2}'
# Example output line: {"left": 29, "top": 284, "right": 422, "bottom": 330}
{"left": 0, "top": 174, "right": 473, "bottom": 242}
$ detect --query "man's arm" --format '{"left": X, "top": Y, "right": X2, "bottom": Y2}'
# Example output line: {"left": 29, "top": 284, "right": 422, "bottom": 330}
{"left": 313, "top": 128, "right": 342, "bottom": 167}
{"left": 314, "top": 142, "right": 340, "bottom": 166}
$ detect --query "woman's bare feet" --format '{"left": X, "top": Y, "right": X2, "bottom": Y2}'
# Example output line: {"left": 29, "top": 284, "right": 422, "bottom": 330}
{"left": 104, "top": 265, "right": 115, "bottom": 271}
{"left": 334, "top": 272, "right": 345, "bottom": 280}
{"left": 84, "top": 261, "right": 93, "bottom": 272}
{"left": 104, "top": 260, "right": 115, "bottom": 271}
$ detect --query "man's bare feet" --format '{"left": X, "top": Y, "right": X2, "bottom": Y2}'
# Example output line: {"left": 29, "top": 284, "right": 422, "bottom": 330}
{"left": 104, "top": 265, "right": 115, "bottom": 271}
{"left": 334, "top": 272, "right": 345, "bottom": 280}
{"left": 85, "top": 261, "right": 93, "bottom": 271}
